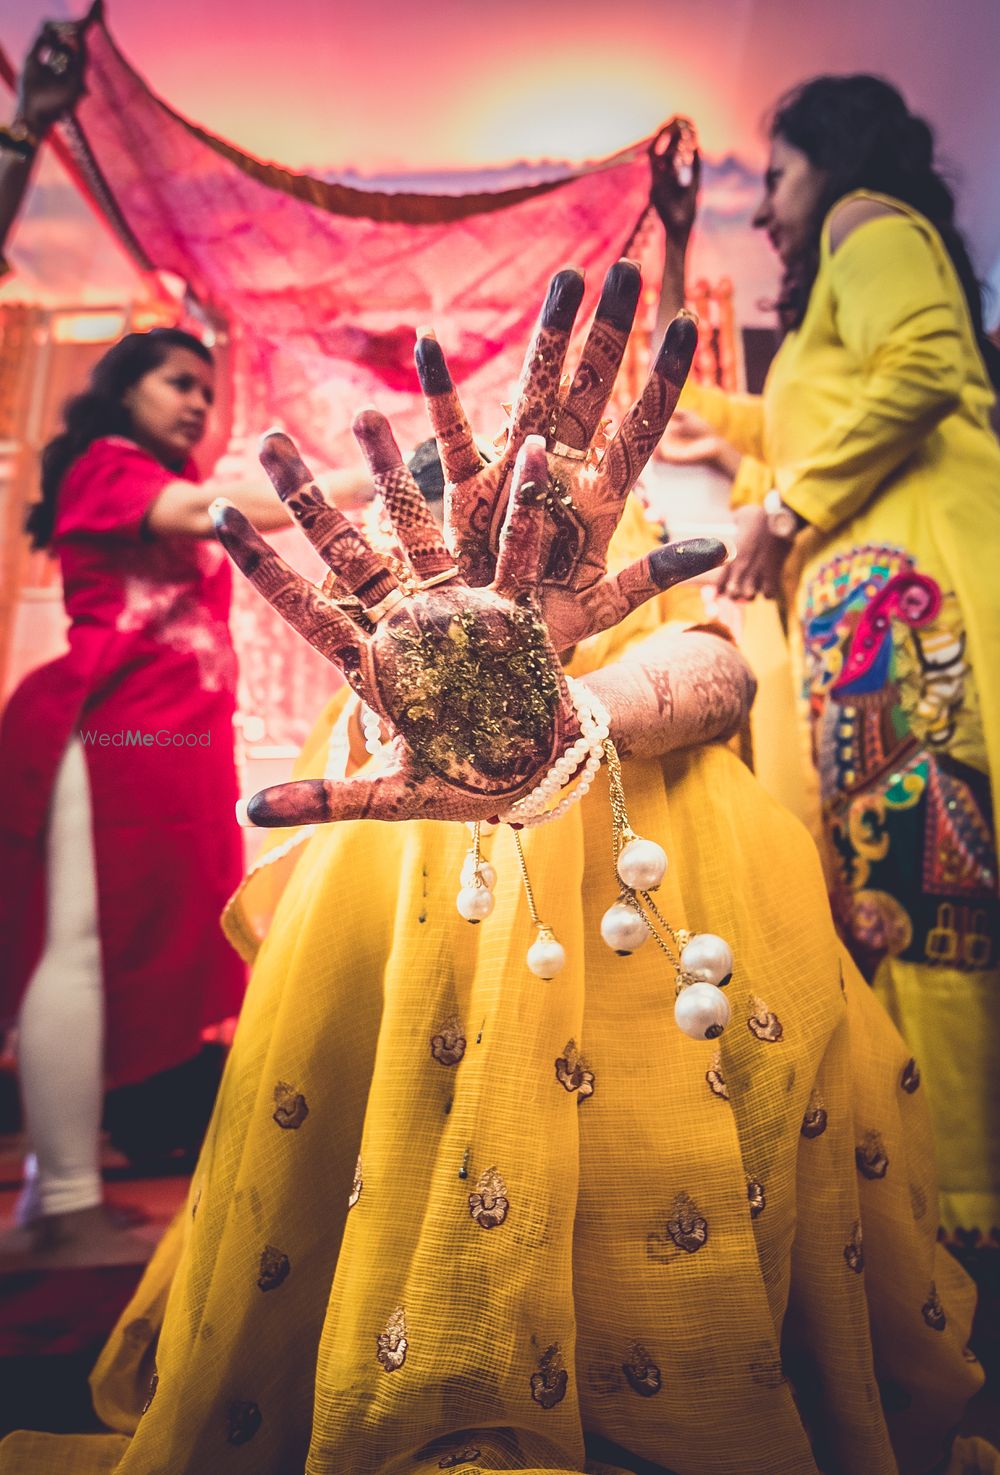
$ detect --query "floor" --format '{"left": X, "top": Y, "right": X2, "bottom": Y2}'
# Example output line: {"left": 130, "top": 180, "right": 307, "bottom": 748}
{"left": 0, "top": 1132, "right": 186, "bottom": 1439}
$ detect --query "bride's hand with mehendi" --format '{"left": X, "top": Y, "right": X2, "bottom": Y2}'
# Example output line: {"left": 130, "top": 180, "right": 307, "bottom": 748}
{"left": 212, "top": 432, "right": 585, "bottom": 826}
{"left": 213, "top": 261, "right": 728, "bottom": 827}
{"left": 414, "top": 259, "right": 726, "bottom": 652}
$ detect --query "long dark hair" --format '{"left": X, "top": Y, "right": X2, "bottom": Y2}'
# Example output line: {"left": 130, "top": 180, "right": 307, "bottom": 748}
{"left": 769, "top": 74, "right": 1000, "bottom": 387}
{"left": 27, "top": 327, "right": 214, "bottom": 551}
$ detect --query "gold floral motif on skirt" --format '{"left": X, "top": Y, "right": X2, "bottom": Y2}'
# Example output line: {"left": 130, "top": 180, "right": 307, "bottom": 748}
{"left": 272, "top": 1080, "right": 309, "bottom": 1129}
{"left": 349, "top": 1154, "right": 362, "bottom": 1208}
{"left": 801, "top": 1089, "right": 828, "bottom": 1138}
{"left": 705, "top": 1049, "right": 729, "bottom": 1100}
{"left": 141, "top": 1371, "right": 158, "bottom": 1415}
{"left": 530, "top": 1344, "right": 568, "bottom": 1408}
{"left": 747, "top": 996, "right": 784, "bottom": 1042}
{"left": 622, "top": 1341, "right": 662, "bottom": 1397}
{"left": 554, "top": 1039, "right": 595, "bottom": 1100}
{"left": 856, "top": 1128, "right": 890, "bottom": 1180}
{"left": 257, "top": 1244, "right": 290, "bottom": 1292}
{"left": 469, "top": 1167, "right": 509, "bottom": 1229}
{"left": 843, "top": 1219, "right": 865, "bottom": 1273}
{"left": 377, "top": 1306, "right": 409, "bottom": 1371}
{"left": 901, "top": 1057, "right": 921, "bottom": 1093}
{"left": 438, "top": 1447, "right": 482, "bottom": 1469}
{"left": 747, "top": 1178, "right": 766, "bottom": 1218}
{"left": 431, "top": 1016, "right": 467, "bottom": 1066}
{"left": 922, "top": 1283, "right": 947, "bottom": 1331}
{"left": 666, "top": 1191, "right": 709, "bottom": 1253}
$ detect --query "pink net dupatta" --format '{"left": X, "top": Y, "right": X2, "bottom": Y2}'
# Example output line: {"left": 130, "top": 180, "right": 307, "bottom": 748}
{"left": 49, "top": 18, "right": 661, "bottom": 460}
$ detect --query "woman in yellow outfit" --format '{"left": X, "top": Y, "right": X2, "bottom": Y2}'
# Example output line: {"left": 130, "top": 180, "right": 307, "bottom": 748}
{"left": 3, "top": 262, "right": 996, "bottom": 1475}
{"left": 654, "top": 78, "right": 1000, "bottom": 1239}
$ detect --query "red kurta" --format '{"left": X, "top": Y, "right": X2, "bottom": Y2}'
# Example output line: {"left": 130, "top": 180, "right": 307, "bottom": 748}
{"left": 0, "top": 436, "right": 246, "bottom": 1088}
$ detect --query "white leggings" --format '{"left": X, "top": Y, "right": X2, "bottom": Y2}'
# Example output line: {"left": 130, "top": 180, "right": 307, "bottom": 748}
{"left": 17, "top": 736, "right": 104, "bottom": 1217}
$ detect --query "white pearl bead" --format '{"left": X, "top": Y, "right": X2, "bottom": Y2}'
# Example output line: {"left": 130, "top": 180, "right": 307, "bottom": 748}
{"left": 526, "top": 933, "right": 566, "bottom": 979}
{"left": 600, "top": 901, "right": 650, "bottom": 954}
{"left": 616, "top": 837, "right": 668, "bottom": 891}
{"left": 456, "top": 885, "right": 495, "bottom": 923}
{"left": 460, "top": 855, "right": 497, "bottom": 891}
{"left": 674, "top": 982, "right": 731, "bottom": 1040}
{"left": 680, "top": 933, "right": 734, "bottom": 987}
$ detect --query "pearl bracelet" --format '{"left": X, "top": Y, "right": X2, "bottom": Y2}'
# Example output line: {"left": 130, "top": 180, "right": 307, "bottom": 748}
{"left": 360, "top": 702, "right": 385, "bottom": 758}
{"left": 496, "top": 678, "right": 610, "bottom": 829}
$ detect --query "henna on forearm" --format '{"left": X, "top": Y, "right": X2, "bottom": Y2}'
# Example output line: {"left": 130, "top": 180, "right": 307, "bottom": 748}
{"left": 579, "top": 627, "right": 756, "bottom": 759}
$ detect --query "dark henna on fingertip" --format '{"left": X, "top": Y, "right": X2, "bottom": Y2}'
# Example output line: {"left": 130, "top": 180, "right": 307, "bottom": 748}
{"left": 655, "top": 313, "right": 699, "bottom": 386}
{"left": 259, "top": 432, "right": 314, "bottom": 500}
{"left": 594, "top": 259, "right": 642, "bottom": 331}
{"left": 415, "top": 336, "right": 454, "bottom": 396}
{"left": 647, "top": 537, "right": 727, "bottom": 589}
{"left": 541, "top": 269, "right": 586, "bottom": 331}
{"left": 352, "top": 407, "right": 405, "bottom": 473}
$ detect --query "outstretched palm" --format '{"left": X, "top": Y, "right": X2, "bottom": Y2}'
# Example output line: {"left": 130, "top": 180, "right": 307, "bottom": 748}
{"left": 213, "top": 434, "right": 579, "bottom": 825}
{"left": 215, "top": 261, "right": 726, "bottom": 828}
{"left": 415, "top": 258, "right": 719, "bottom": 650}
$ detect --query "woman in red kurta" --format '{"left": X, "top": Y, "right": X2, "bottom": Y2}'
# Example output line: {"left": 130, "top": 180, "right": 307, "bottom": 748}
{"left": 0, "top": 328, "right": 295, "bottom": 1263}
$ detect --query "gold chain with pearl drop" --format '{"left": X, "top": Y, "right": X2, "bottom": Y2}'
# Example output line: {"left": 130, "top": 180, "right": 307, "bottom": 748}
{"left": 602, "top": 737, "right": 693, "bottom": 992}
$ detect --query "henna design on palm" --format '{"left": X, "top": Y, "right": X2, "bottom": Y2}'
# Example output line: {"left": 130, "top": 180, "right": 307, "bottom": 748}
{"left": 415, "top": 260, "right": 726, "bottom": 651}
{"left": 212, "top": 432, "right": 579, "bottom": 826}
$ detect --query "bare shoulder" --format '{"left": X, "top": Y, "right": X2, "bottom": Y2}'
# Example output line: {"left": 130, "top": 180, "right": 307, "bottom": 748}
{"left": 828, "top": 197, "right": 907, "bottom": 252}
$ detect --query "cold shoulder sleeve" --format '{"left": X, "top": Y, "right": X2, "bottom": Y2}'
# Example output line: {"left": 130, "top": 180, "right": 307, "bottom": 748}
{"left": 55, "top": 437, "right": 194, "bottom": 542}
{"left": 777, "top": 214, "right": 966, "bottom": 532}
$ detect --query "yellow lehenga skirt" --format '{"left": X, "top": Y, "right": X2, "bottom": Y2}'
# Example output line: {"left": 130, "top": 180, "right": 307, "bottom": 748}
{"left": 2, "top": 522, "right": 996, "bottom": 1475}
{"left": 2, "top": 751, "right": 997, "bottom": 1471}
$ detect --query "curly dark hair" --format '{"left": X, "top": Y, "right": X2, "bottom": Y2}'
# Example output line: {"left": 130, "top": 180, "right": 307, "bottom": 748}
{"left": 769, "top": 74, "right": 999, "bottom": 386}
{"left": 27, "top": 327, "right": 213, "bottom": 551}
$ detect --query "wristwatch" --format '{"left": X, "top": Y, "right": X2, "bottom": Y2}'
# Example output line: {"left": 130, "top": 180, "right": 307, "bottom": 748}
{"left": 763, "top": 488, "right": 801, "bottom": 541}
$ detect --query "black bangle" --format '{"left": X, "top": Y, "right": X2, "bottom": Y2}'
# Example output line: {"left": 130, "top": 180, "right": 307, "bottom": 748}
{"left": 0, "top": 123, "right": 40, "bottom": 159}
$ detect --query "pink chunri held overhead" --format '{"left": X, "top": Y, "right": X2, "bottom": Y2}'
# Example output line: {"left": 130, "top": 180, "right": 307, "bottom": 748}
{"left": 57, "top": 19, "right": 663, "bottom": 461}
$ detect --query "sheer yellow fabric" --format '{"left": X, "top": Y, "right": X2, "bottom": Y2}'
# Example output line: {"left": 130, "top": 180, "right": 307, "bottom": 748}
{"left": 2, "top": 504, "right": 995, "bottom": 1474}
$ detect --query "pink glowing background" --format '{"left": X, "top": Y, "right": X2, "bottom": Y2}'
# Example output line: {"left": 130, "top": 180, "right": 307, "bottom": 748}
{"left": 1, "top": 0, "right": 999, "bottom": 318}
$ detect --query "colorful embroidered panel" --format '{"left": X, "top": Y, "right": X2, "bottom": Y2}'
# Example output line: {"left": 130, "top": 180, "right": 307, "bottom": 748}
{"left": 801, "top": 544, "right": 998, "bottom": 970}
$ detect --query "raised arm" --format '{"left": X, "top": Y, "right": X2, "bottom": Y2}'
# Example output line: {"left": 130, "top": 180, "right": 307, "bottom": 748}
{"left": 649, "top": 118, "right": 700, "bottom": 339}
{"left": 146, "top": 474, "right": 295, "bottom": 537}
{"left": 580, "top": 624, "right": 756, "bottom": 758}
{"left": 1, "top": 12, "right": 93, "bottom": 272}
{"left": 146, "top": 451, "right": 372, "bottom": 537}
{"left": 648, "top": 121, "right": 767, "bottom": 463}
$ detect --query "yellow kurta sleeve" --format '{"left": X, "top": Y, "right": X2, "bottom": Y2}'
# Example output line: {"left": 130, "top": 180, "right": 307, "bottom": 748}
{"left": 778, "top": 214, "right": 965, "bottom": 532}
{"left": 680, "top": 378, "right": 767, "bottom": 461}
{"left": 729, "top": 454, "right": 772, "bottom": 509}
